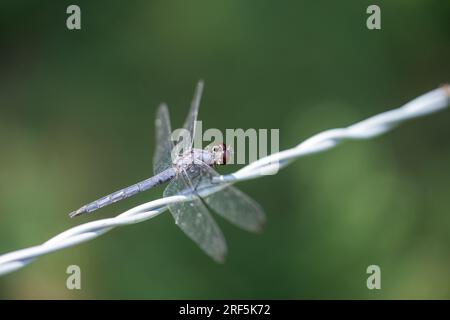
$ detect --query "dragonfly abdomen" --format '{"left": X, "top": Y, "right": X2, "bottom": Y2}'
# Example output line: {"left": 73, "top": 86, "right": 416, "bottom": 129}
{"left": 69, "top": 168, "right": 176, "bottom": 218}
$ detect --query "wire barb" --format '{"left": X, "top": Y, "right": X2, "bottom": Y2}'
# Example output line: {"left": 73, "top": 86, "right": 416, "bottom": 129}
{"left": 0, "top": 86, "right": 448, "bottom": 276}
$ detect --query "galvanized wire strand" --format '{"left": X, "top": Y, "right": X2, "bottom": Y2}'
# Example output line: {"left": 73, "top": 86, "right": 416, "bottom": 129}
{"left": 0, "top": 85, "right": 448, "bottom": 276}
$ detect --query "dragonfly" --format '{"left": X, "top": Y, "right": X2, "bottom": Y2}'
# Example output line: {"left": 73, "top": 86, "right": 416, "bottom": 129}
{"left": 69, "top": 81, "right": 265, "bottom": 262}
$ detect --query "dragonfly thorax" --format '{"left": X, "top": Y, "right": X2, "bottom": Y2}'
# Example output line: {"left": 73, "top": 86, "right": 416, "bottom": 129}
{"left": 173, "top": 148, "right": 215, "bottom": 169}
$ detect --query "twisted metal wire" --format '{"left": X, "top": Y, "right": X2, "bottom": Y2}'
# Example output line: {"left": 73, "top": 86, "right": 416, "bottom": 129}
{"left": 0, "top": 85, "right": 448, "bottom": 276}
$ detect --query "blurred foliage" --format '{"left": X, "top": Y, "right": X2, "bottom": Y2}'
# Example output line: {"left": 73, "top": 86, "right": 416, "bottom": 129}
{"left": 0, "top": 0, "right": 449, "bottom": 299}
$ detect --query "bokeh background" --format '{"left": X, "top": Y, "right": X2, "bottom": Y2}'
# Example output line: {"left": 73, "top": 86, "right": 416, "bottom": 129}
{"left": 0, "top": 0, "right": 449, "bottom": 299}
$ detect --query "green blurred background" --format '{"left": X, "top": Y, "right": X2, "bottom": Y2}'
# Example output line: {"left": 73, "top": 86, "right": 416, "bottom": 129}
{"left": 0, "top": 0, "right": 449, "bottom": 299}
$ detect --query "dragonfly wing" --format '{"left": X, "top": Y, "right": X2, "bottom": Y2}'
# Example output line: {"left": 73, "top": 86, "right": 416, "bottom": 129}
{"left": 164, "top": 171, "right": 227, "bottom": 263}
{"left": 204, "top": 184, "right": 266, "bottom": 233}
{"left": 182, "top": 80, "right": 204, "bottom": 149}
{"left": 190, "top": 165, "right": 266, "bottom": 233}
{"left": 153, "top": 103, "right": 175, "bottom": 175}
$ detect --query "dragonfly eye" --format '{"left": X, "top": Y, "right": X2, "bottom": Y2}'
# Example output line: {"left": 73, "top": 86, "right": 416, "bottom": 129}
{"left": 208, "top": 143, "right": 229, "bottom": 165}
{"left": 221, "top": 143, "right": 230, "bottom": 165}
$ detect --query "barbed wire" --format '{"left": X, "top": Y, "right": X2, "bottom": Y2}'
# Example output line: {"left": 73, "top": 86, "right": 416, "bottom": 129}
{"left": 0, "top": 85, "right": 448, "bottom": 276}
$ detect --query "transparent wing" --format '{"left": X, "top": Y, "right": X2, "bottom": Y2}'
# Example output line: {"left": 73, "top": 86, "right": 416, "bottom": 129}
{"left": 189, "top": 165, "right": 266, "bottom": 232}
{"left": 163, "top": 169, "right": 227, "bottom": 263}
{"left": 153, "top": 103, "right": 174, "bottom": 175}
{"left": 182, "top": 80, "right": 204, "bottom": 149}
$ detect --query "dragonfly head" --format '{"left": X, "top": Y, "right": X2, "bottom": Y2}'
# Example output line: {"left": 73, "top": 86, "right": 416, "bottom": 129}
{"left": 207, "top": 143, "right": 231, "bottom": 166}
